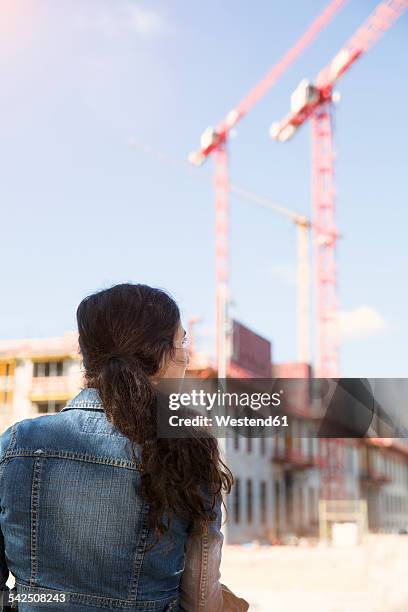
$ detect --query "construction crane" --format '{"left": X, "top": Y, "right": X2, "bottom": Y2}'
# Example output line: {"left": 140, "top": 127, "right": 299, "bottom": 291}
{"left": 188, "top": 0, "right": 348, "bottom": 379}
{"left": 130, "top": 138, "right": 314, "bottom": 363}
{"left": 270, "top": 0, "right": 408, "bottom": 500}
{"left": 271, "top": 0, "right": 408, "bottom": 377}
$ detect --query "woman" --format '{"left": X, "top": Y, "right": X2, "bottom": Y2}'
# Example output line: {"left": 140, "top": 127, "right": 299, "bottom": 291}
{"left": 0, "top": 283, "right": 249, "bottom": 611}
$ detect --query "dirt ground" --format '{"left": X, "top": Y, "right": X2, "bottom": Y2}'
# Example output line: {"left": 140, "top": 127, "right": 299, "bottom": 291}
{"left": 5, "top": 534, "right": 408, "bottom": 611}
{"left": 221, "top": 534, "right": 408, "bottom": 612}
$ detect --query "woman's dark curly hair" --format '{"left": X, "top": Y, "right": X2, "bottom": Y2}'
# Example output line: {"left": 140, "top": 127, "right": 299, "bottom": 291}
{"left": 76, "top": 283, "right": 233, "bottom": 538}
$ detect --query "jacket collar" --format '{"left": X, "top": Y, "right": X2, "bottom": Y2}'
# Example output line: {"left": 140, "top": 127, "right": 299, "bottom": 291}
{"left": 61, "top": 387, "right": 105, "bottom": 412}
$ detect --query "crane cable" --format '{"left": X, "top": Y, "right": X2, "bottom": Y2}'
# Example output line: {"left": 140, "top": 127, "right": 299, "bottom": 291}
{"left": 128, "top": 137, "right": 308, "bottom": 227}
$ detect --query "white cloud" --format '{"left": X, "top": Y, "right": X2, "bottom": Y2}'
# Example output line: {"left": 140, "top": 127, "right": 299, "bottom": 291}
{"left": 127, "top": 5, "right": 165, "bottom": 36}
{"left": 77, "top": 3, "right": 168, "bottom": 39}
{"left": 339, "top": 305, "right": 388, "bottom": 341}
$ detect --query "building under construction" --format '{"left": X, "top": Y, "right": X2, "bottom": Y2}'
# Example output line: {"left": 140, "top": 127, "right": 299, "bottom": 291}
{"left": 1, "top": 329, "right": 408, "bottom": 544}
{"left": 189, "top": 324, "right": 408, "bottom": 543}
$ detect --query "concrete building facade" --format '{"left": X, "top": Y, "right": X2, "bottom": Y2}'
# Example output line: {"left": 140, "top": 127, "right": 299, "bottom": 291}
{"left": 0, "top": 332, "right": 83, "bottom": 431}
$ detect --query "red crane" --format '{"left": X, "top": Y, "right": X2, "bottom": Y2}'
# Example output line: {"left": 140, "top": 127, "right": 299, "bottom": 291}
{"left": 270, "top": 0, "right": 407, "bottom": 500}
{"left": 271, "top": 0, "right": 407, "bottom": 377}
{"left": 188, "top": 0, "right": 348, "bottom": 378}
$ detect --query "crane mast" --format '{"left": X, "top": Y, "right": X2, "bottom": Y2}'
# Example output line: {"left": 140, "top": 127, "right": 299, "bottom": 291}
{"left": 311, "top": 102, "right": 339, "bottom": 378}
{"left": 214, "top": 140, "right": 230, "bottom": 379}
{"left": 296, "top": 217, "right": 311, "bottom": 364}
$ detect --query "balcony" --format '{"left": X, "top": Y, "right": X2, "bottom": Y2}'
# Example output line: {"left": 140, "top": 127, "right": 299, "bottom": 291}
{"left": 272, "top": 446, "right": 322, "bottom": 470}
{"left": 359, "top": 469, "right": 391, "bottom": 486}
{"left": 29, "top": 376, "right": 77, "bottom": 402}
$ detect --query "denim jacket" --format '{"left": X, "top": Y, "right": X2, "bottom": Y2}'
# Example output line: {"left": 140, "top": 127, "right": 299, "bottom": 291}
{"left": 0, "top": 387, "right": 248, "bottom": 612}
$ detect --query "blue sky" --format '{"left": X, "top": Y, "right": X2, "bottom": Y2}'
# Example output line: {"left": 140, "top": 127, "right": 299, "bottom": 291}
{"left": 0, "top": 0, "right": 407, "bottom": 376}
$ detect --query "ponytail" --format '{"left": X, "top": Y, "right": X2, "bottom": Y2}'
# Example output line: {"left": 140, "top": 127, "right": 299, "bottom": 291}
{"left": 97, "top": 354, "right": 156, "bottom": 442}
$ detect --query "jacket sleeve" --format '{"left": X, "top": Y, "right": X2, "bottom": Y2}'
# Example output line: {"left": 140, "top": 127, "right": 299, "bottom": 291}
{"left": 179, "top": 496, "right": 249, "bottom": 612}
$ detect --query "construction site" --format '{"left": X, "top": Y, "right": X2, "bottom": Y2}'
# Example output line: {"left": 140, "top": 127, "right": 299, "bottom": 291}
{"left": 0, "top": 0, "right": 407, "bottom": 610}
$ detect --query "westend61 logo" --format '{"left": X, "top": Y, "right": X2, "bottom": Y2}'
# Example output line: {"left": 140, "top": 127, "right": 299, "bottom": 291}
{"left": 168, "top": 389, "right": 283, "bottom": 411}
